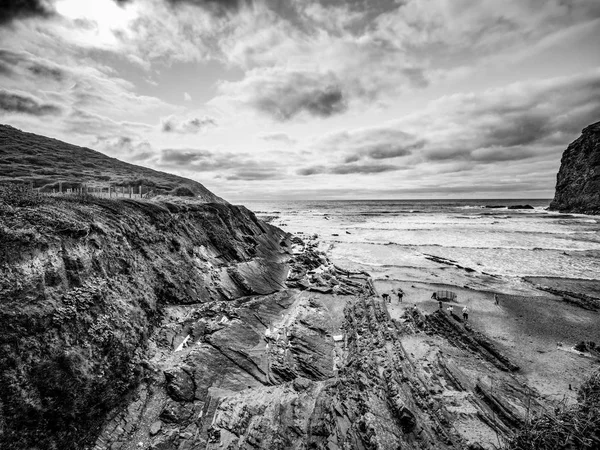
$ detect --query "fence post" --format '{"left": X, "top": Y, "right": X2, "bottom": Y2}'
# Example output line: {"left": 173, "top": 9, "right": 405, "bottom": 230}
{"left": 59, "top": 181, "right": 63, "bottom": 194}
{"left": 129, "top": 186, "right": 132, "bottom": 198}
{"left": 139, "top": 185, "right": 142, "bottom": 197}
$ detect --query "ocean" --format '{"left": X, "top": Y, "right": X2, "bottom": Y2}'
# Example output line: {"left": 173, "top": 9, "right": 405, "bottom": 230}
{"left": 245, "top": 199, "right": 600, "bottom": 295}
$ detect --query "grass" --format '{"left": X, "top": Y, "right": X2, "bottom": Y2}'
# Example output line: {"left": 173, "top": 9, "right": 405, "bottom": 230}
{"left": 0, "top": 124, "right": 224, "bottom": 203}
{"left": 504, "top": 368, "right": 600, "bottom": 449}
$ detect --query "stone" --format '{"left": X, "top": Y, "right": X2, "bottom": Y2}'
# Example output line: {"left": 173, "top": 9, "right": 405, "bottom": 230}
{"left": 164, "top": 367, "right": 195, "bottom": 402}
{"left": 293, "top": 377, "right": 312, "bottom": 392}
{"left": 149, "top": 421, "right": 162, "bottom": 436}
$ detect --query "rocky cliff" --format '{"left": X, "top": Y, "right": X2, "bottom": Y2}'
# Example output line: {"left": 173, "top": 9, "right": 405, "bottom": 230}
{"left": 0, "top": 191, "right": 289, "bottom": 449}
{"left": 550, "top": 121, "right": 600, "bottom": 214}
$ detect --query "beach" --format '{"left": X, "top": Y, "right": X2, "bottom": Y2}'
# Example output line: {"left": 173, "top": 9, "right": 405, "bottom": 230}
{"left": 249, "top": 199, "right": 600, "bottom": 406}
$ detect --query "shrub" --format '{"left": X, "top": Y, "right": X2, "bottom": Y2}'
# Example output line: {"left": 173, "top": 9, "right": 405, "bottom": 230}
{"left": 170, "top": 185, "right": 196, "bottom": 197}
{"left": 504, "top": 368, "right": 600, "bottom": 450}
{"left": 0, "top": 184, "right": 44, "bottom": 207}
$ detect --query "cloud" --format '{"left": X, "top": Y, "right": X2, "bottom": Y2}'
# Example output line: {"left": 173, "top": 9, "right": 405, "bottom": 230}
{"left": 161, "top": 115, "right": 217, "bottom": 133}
{"left": 298, "top": 163, "right": 400, "bottom": 176}
{"left": 259, "top": 132, "right": 296, "bottom": 145}
{"left": 184, "top": 92, "right": 192, "bottom": 101}
{"left": 156, "top": 148, "right": 283, "bottom": 179}
{"left": 160, "top": 148, "right": 213, "bottom": 165}
{"left": 65, "top": 109, "right": 152, "bottom": 136}
{"left": 0, "top": 89, "right": 62, "bottom": 115}
{"left": 224, "top": 168, "right": 281, "bottom": 180}
{"left": 93, "top": 135, "right": 154, "bottom": 161}
{"left": 0, "top": 0, "right": 53, "bottom": 25}
{"left": 316, "top": 127, "right": 424, "bottom": 161}
{"left": 217, "top": 69, "right": 347, "bottom": 120}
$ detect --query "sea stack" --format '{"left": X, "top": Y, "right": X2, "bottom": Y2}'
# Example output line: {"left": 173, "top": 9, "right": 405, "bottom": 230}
{"left": 550, "top": 121, "right": 600, "bottom": 214}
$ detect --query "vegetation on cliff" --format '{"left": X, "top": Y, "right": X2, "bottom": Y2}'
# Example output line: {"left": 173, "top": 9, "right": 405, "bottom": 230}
{"left": 505, "top": 369, "right": 600, "bottom": 450}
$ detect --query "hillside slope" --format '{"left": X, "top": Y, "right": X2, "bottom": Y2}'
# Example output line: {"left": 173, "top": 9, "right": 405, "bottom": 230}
{"left": 550, "top": 121, "right": 600, "bottom": 214}
{"left": 0, "top": 124, "right": 225, "bottom": 203}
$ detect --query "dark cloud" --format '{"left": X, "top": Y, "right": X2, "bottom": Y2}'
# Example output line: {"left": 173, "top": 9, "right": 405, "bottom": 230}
{"left": 0, "top": 49, "right": 21, "bottom": 74}
{"left": 161, "top": 148, "right": 213, "bottom": 164}
{"left": 158, "top": 148, "right": 281, "bottom": 179}
{"left": 167, "top": 0, "right": 246, "bottom": 9}
{"left": 220, "top": 70, "right": 347, "bottom": 121}
{"left": 317, "top": 127, "right": 423, "bottom": 163}
{"left": 224, "top": 168, "right": 280, "bottom": 180}
{"left": 161, "top": 116, "right": 217, "bottom": 134}
{"left": 298, "top": 163, "right": 400, "bottom": 176}
{"left": 27, "top": 62, "right": 65, "bottom": 82}
{"left": 0, "top": 89, "right": 62, "bottom": 115}
{"left": 366, "top": 140, "right": 425, "bottom": 159}
{"left": 0, "top": 0, "right": 53, "bottom": 25}
{"left": 254, "top": 85, "right": 345, "bottom": 120}
{"left": 402, "top": 68, "right": 429, "bottom": 89}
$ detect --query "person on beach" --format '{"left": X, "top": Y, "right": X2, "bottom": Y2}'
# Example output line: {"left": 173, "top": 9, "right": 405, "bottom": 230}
{"left": 462, "top": 306, "right": 469, "bottom": 321}
{"left": 397, "top": 290, "right": 403, "bottom": 303}
{"left": 431, "top": 292, "right": 437, "bottom": 300}
{"left": 447, "top": 305, "right": 453, "bottom": 315}
{"left": 439, "top": 300, "right": 443, "bottom": 310}
{"left": 494, "top": 294, "right": 499, "bottom": 305}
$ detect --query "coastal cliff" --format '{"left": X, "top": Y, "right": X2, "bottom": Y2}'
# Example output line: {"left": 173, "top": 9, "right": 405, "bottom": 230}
{"left": 550, "top": 121, "right": 600, "bottom": 214}
{"left": 0, "top": 192, "right": 289, "bottom": 449}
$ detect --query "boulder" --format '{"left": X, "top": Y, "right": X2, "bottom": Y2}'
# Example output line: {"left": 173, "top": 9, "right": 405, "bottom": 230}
{"left": 164, "top": 367, "right": 195, "bottom": 402}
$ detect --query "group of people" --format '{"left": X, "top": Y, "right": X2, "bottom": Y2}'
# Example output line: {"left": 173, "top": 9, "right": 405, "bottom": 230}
{"left": 381, "top": 288, "right": 502, "bottom": 324}
{"left": 442, "top": 303, "right": 469, "bottom": 321}
{"left": 382, "top": 289, "right": 404, "bottom": 304}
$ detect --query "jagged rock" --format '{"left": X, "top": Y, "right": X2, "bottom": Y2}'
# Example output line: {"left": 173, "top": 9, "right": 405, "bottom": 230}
{"left": 149, "top": 421, "right": 162, "bottom": 436}
{"left": 292, "top": 377, "right": 312, "bottom": 392}
{"left": 165, "top": 367, "right": 196, "bottom": 402}
{"left": 150, "top": 428, "right": 178, "bottom": 450}
{"left": 550, "top": 121, "right": 600, "bottom": 214}
{"left": 507, "top": 204, "right": 534, "bottom": 210}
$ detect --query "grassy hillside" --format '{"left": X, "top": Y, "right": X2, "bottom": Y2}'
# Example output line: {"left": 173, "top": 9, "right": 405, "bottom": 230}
{"left": 0, "top": 124, "right": 225, "bottom": 203}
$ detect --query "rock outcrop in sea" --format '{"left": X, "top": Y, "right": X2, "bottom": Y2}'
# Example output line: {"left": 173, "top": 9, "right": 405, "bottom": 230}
{"left": 550, "top": 121, "right": 600, "bottom": 214}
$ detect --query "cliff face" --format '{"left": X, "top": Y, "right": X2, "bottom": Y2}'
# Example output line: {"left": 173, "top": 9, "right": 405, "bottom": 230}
{"left": 550, "top": 121, "right": 600, "bottom": 214}
{"left": 0, "top": 193, "right": 289, "bottom": 449}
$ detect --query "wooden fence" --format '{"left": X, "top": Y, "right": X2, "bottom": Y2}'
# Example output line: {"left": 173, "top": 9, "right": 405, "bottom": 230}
{"left": 42, "top": 182, "right": 154, "bottom": 200}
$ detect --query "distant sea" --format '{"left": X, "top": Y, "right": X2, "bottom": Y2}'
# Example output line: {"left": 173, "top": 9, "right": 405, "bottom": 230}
{"left": 244, "top": 199, "right": 600, "bottom": 282}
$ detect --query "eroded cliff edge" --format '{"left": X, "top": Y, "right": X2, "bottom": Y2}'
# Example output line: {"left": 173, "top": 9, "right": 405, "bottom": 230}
{"left": 550, "top": 121, "right": 600, "bottom": 214}
{"left": 0, "top": 194, "right": 289, "bottom": 449}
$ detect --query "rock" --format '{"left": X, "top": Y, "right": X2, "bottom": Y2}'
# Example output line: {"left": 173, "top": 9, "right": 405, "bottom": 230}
{"left": 149, "top": 421, "right": 162, "bottom": 436}
{"left": 150, "top": 429, "right": 178, "bottom": 450}
{"left": 507, "top": 204, "right": 534, "bottom": 210}
{"left": 293, "top": 377, "right": 312, "bottom": 392}
{"left": 550, "top": 121, "right": 600, "bottom": 214}
{"left": 164, "top": 367, "right": 195, "bottom": 402}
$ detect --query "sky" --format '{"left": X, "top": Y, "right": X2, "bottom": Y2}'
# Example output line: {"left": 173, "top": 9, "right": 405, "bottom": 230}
{"left": 1, "top": 0, "right": 600, "bottom": 201}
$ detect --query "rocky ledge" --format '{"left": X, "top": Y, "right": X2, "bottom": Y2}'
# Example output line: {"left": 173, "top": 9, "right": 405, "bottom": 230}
{"left": 550, "top": 121, "right": 600, "bottom": 214}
